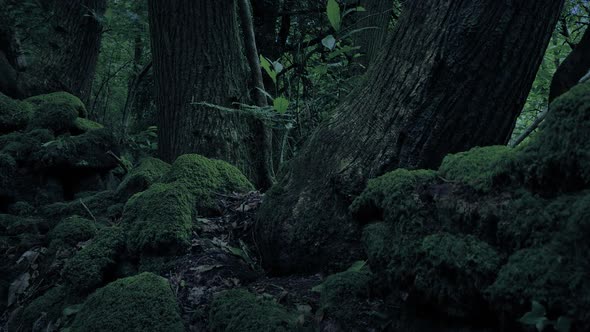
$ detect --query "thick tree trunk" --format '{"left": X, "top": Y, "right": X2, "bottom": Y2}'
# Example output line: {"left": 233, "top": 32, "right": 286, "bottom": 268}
{"left": 0, "top": 1, "right": 27, "bottom": 98}
{"left": 549, "top": 26, "right": 590, "bottom": 104}
{"left": 148, "top": 0, "right": 273, "bottom": 189}
{"left": 354, "top": 0, "right": 393, "bottom": 67}
{"left": 256, "top": 0, "right": 564, "bottom": 273}
{"left": 38, "top": 0, "right": 106, "bottom": 103}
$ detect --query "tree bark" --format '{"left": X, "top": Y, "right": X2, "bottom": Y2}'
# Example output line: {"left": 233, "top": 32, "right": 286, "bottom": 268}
{"left": 148, "top": 0, "right": 273, "bottom": 189}
{"left": 353, "top": 0, "right": 394, "bottom": 67}
{"left": 256, "top": 0, "right": 565, "bottom": 274}
{"left": 549, "top": 25, "right": 590, "bottom": 104}
{"left": 38, "top": 0, "right": 106, "bottom": 103}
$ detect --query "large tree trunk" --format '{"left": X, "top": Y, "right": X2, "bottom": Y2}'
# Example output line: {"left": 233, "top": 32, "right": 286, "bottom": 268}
{"left": 148, "top": 0, "right": 273, "bottom": 189}
{"left": 37, "top": 0, "right": 106, "bottom": 103}
{"left": 549, "top": 25, "right": 590, "bottom": 103}
{"left": 256, "top": 0, "right": 564, "bottom": 274}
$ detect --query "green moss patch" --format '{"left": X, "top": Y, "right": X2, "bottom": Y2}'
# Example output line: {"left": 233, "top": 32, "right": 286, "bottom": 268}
{"left": 0, "top": 92, "right": 33, "bottom": 134}
{"left": 438, "top": 145, "right": 516, "bottom": 192}
{"left": 209, "top": 289, "right": 297, "bottom": 332}
{"left": 318, "top": 269, "right": 372, "bottom": 326}
{"left": 122, "top": 182, "right": 194, "bottom": 255}
{"left": 0, "top": 129, "right": 54, "bottom": 163}
{"left": 25, "top": 91, "right": 87, "bottom": 118}
{"left": 27, "top": 102, "right": 78, "bottom": 134}
{"left": 162, "top": 154, "right": 254, "bottom": 215}
{"left": 72, "top": 117, "right": 104, "bottom": 134}
{"left": 62, "top": 226, "right": 125, "bottom": 293}
{"left": 70, "top": 272, "right": 184, "bottom": 332}
{"left": 20, "top": 285, "right": 72, "bottom": 331}
{"left": 116, "top": 157, "right": 171, "bottom": 200}
{"left": 48, "top": 215, "right": 97, "bottom": 250}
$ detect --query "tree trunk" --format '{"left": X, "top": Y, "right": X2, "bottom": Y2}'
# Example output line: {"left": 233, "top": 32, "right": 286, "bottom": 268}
{"left": 148, "top": 0, "right": 273, "bottom": 189}
{"left": 353, "top": 0, "right": 394, "bottom": 67}
{"left": 256, "top": 0, "right": 564, "bottom": 274}
{"left": 549, "top": 25, "right": 590, "bottom": 104}
{"left": 38, "top": 0, "right": 106, "bottom": 103}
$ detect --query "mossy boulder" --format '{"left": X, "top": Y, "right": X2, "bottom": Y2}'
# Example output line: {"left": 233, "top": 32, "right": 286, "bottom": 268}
{"left": 116, "top": 157, "right": 171, "bottom": 200}
{"left": 318, "top": 269, "right": 372, "bottom": 327}
{"left": 516, "top": 81, "right": 590, "bottom": 191}
{"left": 209, "top": 289, "right": 297, "bottom": 331}
{"left": 0, "top": 152, "right": 17, "bottom": 197}
{"left": 438, "top": 145, "right": 516, "bottom": 192}
{"left": 122, "top": 182, "right": 194, "bottom": 255}
{"left": 62, "top": 226, "right": 125, "bottom": 293}
{"left": 72, "top": 117, "right": 104, "bottom": 134}
{"left": 27, "top": 102, "right": 78, "bottom": 134}
{"left": 42, "top": 190, "right": 119, "bottom": 223}
{"left": 70, "top": 272, "right": 184, "bottom": 332}
{"left": 19, "top": 285, "right": 72, "bottom": 331}
{"left": 48, "top": 215, "right": 97, "bottom": 250}
{"left": 414, "top": 233, "right": 501, "bottom": 317}
{"left": 0, "top": 92, "right": 33, "bottom": 134}
{"left": 25, "top": 91, "right": 87, "bottom": 118}
{"left": 162, "top": 154, "right": 254, "bottom": 215}
{"left": 33, "top": 128, "right": 119, "bottom": 171}
{"left": 0, "top": 129, "right": 54, "bottom": 163}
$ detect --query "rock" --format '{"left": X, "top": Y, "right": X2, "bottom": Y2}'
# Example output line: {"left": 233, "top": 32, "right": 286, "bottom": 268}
{"left": 27, "top": 102, "right": 78, "bottom": 134}
{"left": 0, "top": 92, "right": 33, "bottom": 134}
{"left": 25, "top": 91, "right": 87, "bottom": 118}
{"left": 70, "top": 272, "right": 184, "bottom": 332}
{"left": 116, "top": 157, "right": 170, "bottom": 200}
{"left": 48, "top": 215, "right": 97, "bottom": 250}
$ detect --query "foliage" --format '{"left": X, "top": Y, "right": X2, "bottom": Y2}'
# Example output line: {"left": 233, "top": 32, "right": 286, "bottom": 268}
{"left": 70, "top": 272, "right": 184, "bottom": 332}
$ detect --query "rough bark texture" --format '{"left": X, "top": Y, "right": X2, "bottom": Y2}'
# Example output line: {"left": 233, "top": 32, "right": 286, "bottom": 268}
{"left": 39, "top": 0, "right": 106, "bottom": 103}
{"left": 148, "top": 0, "right": 273, "bottom": 189}
{"left": 0, "top": 1, "right": 27, "bottom": 98}
{"left": 256, "top": 0, "right": 564, "bottom": 274}
{"left": 549, "top": 26, "right": 590, "bottom": 103}
{"left": 354, "top": 0, "right": 393, "bottom": 67}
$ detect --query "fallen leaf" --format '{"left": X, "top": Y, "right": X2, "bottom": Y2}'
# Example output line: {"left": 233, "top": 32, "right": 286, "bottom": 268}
{"left": 8, "top": 272, "right": 31, "bottom": 307}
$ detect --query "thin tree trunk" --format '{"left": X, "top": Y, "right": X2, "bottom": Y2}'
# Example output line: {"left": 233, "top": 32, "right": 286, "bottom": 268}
{"left": 148, "top": 0, "right": 273, "bottom": 189}
{"left": 256, "top": 0, "right": 565, "bottom": 273}
{"left": 39, "top": 0, "right": 106, "bottom": 103}
{"left": 549, "top": 25, "right": 590, "bottom": 104}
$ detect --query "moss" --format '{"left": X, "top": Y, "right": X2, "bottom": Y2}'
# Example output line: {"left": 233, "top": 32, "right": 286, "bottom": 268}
{"left": 209, "top": 289, "right": 296, "bottom": 332}
{"left": 70, "top": 272, "right": 184, "bottom": 332}
{"left": 0, "top": 129, "right": 54, "bottom": 163}
{"left": 62, "top": 226, "right": 125, "bottom": 293}
{"left": 48, "top": 215, "right": 97, "bottom": 250}
{"left": 20, "top": 285, "right": 71, "bottom": 331}
{"left": 116, "top": 157, "right": 171, "bottom": 200}
{"left": 0, "top": 153, "right": 17, "bottom": 197}
{"left": 33, "top": 129, "right": 119, "bottom": 170}
{"left": 162, "top": 154, "right": 254, "bottom": 215}
{"left": 122, "top": 182, "right": 194, "bottom": 255}
{"left": 438, "top": 145, "right": 516, "bottom": 192}
{"left": 41, "top": 190, "right": 119, "bottom": 222}
{"left": 318, "top": 270, "right": 372, "bottom": 326}
{"left": 415, "top": 233, "right": 501, "bottom": 317}
{"left": 72, "top": 117, "right": 104, "bottom": 133}
{"left": 0, "top": 92, "right": 33, "bottom": 134}
{"left": 350, "top": 169, "right": 437, "bottom": 223}
{"left": 516, "top": 82, "right": 590, "bottom": 190}
{"left": 27, "top": 102, "right": 78, "bottom": 134}
{"left": 25, "top": 92, "right": 87, "bottom": 118}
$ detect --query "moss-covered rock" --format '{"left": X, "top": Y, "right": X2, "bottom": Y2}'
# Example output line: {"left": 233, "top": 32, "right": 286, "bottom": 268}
{"left": 516, "top": 81, "right": 590, "bottom": 191}
{"left": 162, "top": 154, "right": 254, "bottom": 215}
{"left": 70, "top": 272, "right": 184, "bottom": 332}
{"left": 20, "top": 285, "right": 71, "bottom": 331}
{"left": 33, "top": 128, "right": 119, "bottom": 171}
{"left": 62, "top": 226, "right": 125, "bottom": 293}
{"left": 42, "top": 190, "right": 119, "bottom": 223}
{"left": 318, "top": 269, "right": 372, "bottom": 327}
{"left": 48, "top": 215, "right": 97, "bottom": 250}
{"left": 0, "top": 129, "right": 54, "bottom": 163}
{"left": 0, "top": 153, "right": 17, "bottom": 197}
{"left": 72, "top": 117, "right": 104, "bottom": 134}
{"left": 116, "top": 157, "right": 171, "bottom": 200}
{"left": 25, "top": 92, "right": 87, "bottom": 118}
{"left": 27, "top": 102, "right": 78, "bottom": 134}
{"left": 0, "top": 92, "right": 33, "bottom": 134}
{"left": 350, "top": 169, "right": 437, "bottom": 223}
{"left": 414, "top": 233, "right": 501, "bottom": 317}
{"left": 123, "top": 182, "right": 193, "bottom": 255}
{"left": 438, "top": 146, "right": 516, "bottom": 192}
{"left": 209, "top": 289, "right": 297, "bottom": 332}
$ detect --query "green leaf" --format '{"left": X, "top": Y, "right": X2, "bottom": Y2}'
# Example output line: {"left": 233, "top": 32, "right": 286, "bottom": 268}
{"left": 311, "top": 283, "right": 324, "bottom": 293}
{"left": 321, "top": 35, "right": 337, "bottom": 50}
{"left": 326, "top": 0, "right": 341, "bottom": 32}
{"left": 259, "top": 55, "right": 277, "bottom": 83}
{"left": 555, "top": 316, "right": 572, "bottom": 332}
{"left": 63, "top": 304, "right": 83, "bottom": 317}
{"left": 273, "top": 96, "right": 289, "bottom": 113}
{"left": 347, "top": 260, "right": 367, "bottom": 272}
{"left": 519, "top": 301, "right": 547, "bottom": 326}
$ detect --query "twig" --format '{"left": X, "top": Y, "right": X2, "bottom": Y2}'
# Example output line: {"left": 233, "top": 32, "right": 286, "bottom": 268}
{"left": 509, "top": 108, "right": 549, "bottom": 148}
{"left": 80, "top": 199, "right": 97, "bottom": 223}
{"left": 106, "top": 150, "right": 129, "bottom": 174}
